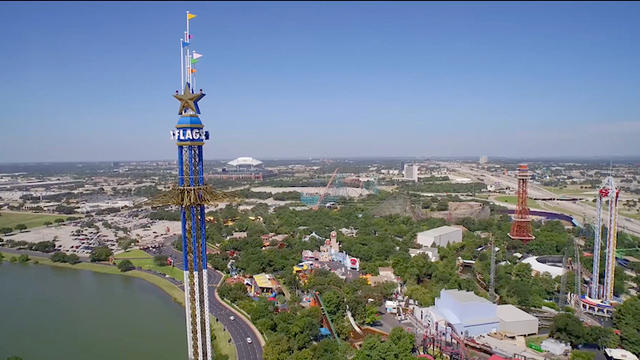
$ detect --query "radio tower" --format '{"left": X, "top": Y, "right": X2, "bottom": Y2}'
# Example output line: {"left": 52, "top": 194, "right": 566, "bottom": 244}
{"left": 173, "top": 11, "right": 212, "bottom": 360}
{"left": 508, "top": 164, "right": 535, "bottom": 242}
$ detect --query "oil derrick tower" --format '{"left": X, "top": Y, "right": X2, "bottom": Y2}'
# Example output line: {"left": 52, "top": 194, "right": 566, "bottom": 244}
{"left": 171, "top": 12, "right": 212, "bottom": 360}
{"left": 508, "top": 164, "right": 535, "bottom": 242}
{"left": 590, "top": 176, "right": 620, "bottom": 303}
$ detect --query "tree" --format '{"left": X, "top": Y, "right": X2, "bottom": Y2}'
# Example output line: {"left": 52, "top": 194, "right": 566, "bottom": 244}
{"left": 54, "top": 218, "right": 65, "bottom": 224}
{"left": 584, "top": 325, "right": 619, "bottom": 348}
{"left": 154, "top": 255, "right": 169, "bottom": 267}
{"left": 117, "top": 259, "right": 135, "bottom": 272}
{"left": 0, "top": 227, "right": 12, "bottom": 234}
{"left": 388, "top": 327, "right": 415, "bottom": 355}
{"left": 118, "top": 237, "right": 135, "bottom": 251}
{"left": 571, "top": 350, "right": 595, "bottom": 360}
{"left": 14, "top": 224, "right": 27, "bottom": 232}
{"left": 90, "top": 246, "right": 113, "bottom": 262}
{"left": 66, "top": 253, "right": 80, "bottom": 264}
{"left": 30, "top": 241, "right": 55, "bottom": 253}
{"left": 550, "top": 313, "right": 585, "bottom": 346}
{"left": 17, "top": 254, "right": 30, "bottom": 263}
{"left": 50, "top": 252, "right": 68, "bottom": 263}
{"left": 218, "top": 282, "right": 248, "bottom": 303}
{"left": 364, "top": 304, "right": 379, "bottom": 326}
{"left": 613, "top": 296, "right": 640, "bottom": 355}
{"left": 43, "top": 221, "right": 52, "bottom": 227}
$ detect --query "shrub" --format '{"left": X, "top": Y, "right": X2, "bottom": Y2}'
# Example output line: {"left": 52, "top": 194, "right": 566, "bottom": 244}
{"left": 50, "top": 252, "right": 68, "bottom": 263}
{"left": 117, "top": 259, "right": 135, "bottom": 272}
{"left": 17, "top": 254, "right": 30, "bottom": 263}
{"left": 154, "top": 255, "right": 169, "bottom": 267}
{"left": 67, "top": 253, "right": 80, "bottom": 264}
{"left": 90, "top": 246, "right": 113, "bottom": 262}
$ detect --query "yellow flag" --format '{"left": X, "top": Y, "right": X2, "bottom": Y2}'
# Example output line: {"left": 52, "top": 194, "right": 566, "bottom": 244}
{"left": 187, "top": 13, "right": 196, "bottom": 20}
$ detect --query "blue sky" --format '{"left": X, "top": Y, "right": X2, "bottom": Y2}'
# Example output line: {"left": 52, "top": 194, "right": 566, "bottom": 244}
{"left": 1, "top": 1, "right": 639, "bottom": 162}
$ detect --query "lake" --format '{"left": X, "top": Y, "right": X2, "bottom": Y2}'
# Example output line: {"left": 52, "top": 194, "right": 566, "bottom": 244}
{"left": 0, "top": 261, "right": 188, "bottom": 360}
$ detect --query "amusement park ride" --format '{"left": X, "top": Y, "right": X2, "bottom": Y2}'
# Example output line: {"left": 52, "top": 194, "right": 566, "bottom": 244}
{"left": 508, "top": 164, "right": 535, "bottom": 242}
{"left": 577, "top": 176, "right": 621, "bottom": 317}
{"left": 300, "top": 169, "right": 379, "bottom": 209}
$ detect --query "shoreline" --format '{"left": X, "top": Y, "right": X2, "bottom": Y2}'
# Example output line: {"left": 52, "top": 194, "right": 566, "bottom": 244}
{"left": 0, "top": 250, "right": 238, "bottom": 360}
{"left": 1, "top": 250, "right": 186, "bottom": 305}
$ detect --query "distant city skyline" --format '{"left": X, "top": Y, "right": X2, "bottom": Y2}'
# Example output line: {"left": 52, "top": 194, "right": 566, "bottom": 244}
{"left": 1, "top": 2, "right": 639, "bottom": 162}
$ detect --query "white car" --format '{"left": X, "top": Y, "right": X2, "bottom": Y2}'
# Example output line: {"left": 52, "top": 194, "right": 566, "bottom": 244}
{"left": 246, "top": 337, "right": 252, "bottom": 344}
{"left": 229, "top": 316, "right": 235, "bottom": 321}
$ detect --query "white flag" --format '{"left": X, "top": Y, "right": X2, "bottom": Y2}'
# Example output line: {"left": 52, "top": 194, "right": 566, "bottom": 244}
{"left": 193, "top": 51, "right": 203, "bottom": 59}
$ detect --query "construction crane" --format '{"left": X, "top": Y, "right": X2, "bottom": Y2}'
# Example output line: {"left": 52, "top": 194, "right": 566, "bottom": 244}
{"left": 313, "top": 168, "right": 339, "bottom": 211}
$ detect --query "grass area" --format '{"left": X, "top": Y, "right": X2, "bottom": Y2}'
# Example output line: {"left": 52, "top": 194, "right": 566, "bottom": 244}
{"left": 1, "top": 251, "right": 237, "bottom": 360}
{"left": 211, "top": 314, "right": 238, "bottom": 360}
{"left": 114, "top": 249, "right": 183, "bottom": 281}
{"left": 526, "top": 334, "right": 548, "bottom": 346}
{"left": 495, "top": 195, "right": 541, "bottom": 209}
{"left": 114, "top": 249, "right": 153, "bottom": 259}
{"left": 124, "top": 258, "right": 183, "bottom": 281}
{"left": 0, "top": 211, "right": 69, "bottom": 230}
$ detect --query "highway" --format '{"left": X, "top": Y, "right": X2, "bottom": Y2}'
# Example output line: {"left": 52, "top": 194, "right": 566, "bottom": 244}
{"left": 448, "top": 163, "right": 640, "bottom": 237}
{"left": 158, "top": 247, "right": 264, "bottom": 360}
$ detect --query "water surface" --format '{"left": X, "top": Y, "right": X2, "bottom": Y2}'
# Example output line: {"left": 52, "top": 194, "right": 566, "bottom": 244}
{"left": 0, "top": 261, "right": 187, "bottom": 360}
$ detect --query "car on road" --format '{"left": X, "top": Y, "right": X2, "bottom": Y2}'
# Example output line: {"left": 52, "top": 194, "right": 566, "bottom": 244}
{"left": 229, "top": 316, "right": 235, "bottom": 321}
{"left": 246, "top": 337, "right": 252, "bottom": 344}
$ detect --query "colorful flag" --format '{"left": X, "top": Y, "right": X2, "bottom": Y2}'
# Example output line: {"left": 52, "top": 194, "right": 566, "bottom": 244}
{"left": 190, "top": 58, "right": 199, "bottom": 64}
{"left": 189, "top": 34, "right": 193, "bottom": 39}
{"left": 190, "top": 68, "right": 197, "bottom": 73}
{"left": 193, "top": 52, "right": 203, "bottom": 59}
{"left": 187, "top": 13, "right": 196, "bottom": 20}
{"left": 182, "top": 40, "right": 190, "bottom": 47}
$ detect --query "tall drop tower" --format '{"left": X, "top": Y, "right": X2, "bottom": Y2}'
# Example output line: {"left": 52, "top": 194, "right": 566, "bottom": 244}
{"left": 590, "top": 176, "right": 620, "bottom": 302}
{"left": 577, "top": 176, "right": 620, "bottom": 317}
{"left": 508, "top": 164, "right": 535, "bottom": 242}
{"left": 172, "top": 11, "right": 212, "bottom": 360}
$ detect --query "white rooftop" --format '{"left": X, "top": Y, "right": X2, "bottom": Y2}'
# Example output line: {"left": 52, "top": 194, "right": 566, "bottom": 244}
{"left": 522, "top": 256, "right": 565, "bottom": 278}
{"left": 442, "top": 289, "right": 490, "bottom": 304}
{"left": 417, "top": 226, "right": 461, "bottom": 237}
{"left": 605, "top": 349, "right": 638, "bottom": 360}
{"left": 227, "top": 157, "right": 263, "bottom": 167}
{"left": 496, "top": 304, "right": 538, "bottom": 322}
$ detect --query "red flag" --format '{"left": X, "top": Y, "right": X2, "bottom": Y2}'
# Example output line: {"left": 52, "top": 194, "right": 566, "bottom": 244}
{"left": 189, "top": 34, "right": 193, "bottom": 39}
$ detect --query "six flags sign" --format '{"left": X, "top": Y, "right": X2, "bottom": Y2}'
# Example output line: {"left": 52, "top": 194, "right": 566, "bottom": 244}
{"left": 170, "top": 128, "right": 210, "bottom": 141}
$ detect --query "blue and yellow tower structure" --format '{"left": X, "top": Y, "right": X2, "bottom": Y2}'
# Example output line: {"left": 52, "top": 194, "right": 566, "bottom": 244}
{"left": 170, "top": 11, "right": 212, "bottom": 360}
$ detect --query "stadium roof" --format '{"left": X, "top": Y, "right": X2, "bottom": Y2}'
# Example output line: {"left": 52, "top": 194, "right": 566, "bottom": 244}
{"left": 227, "top": 157, "right": 263, "bottom": 167}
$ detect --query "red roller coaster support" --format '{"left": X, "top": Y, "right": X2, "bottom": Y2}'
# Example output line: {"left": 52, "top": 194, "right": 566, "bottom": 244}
{"left": 508, "top": 164, "right": 535, "bottom": 243}
{"left": 313, "top": 168, "right": 339, "bottom": 211}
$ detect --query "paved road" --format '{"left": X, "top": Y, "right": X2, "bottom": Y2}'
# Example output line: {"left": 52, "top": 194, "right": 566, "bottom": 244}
{"left": 157, "top": 247, "right": 263, "bottom": 360}
{"left": 207, "top": 270, "right": 263, "bottom": 360}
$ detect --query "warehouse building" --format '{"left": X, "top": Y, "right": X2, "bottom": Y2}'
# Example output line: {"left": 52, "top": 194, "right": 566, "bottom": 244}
{"left": 434, "top": 289, "right": 500, "bottom": 337}
{"left": 496, "top": 304, "right": 539, "bottom": 336}
{"left": 411, "top": 289, "right": 538, "bottom": 338}
{"left": 416, "top": 226, "right": 463, "bottom": 248}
